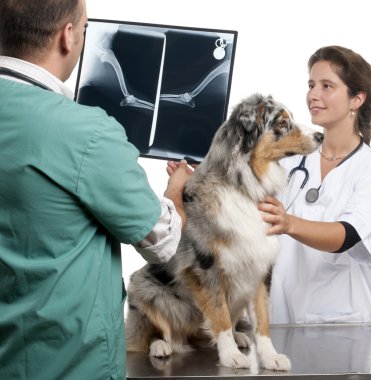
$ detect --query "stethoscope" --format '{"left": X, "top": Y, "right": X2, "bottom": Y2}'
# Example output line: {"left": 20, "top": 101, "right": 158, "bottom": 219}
{"left": 285, "top": 138, "right": 363, "bottom": 211}
{"left": 285, "top": 156, "right": 320, "bottom": 211}
{"left": 0, "top": 67, "right": 53, "bottom": 91}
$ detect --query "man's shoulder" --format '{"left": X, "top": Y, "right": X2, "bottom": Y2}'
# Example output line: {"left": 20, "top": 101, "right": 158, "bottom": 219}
{"left": 52, "top": 93, "right": 110, "bottom": 120}
{"left": 43, "top": 92, "right": 123, "bottom": 134}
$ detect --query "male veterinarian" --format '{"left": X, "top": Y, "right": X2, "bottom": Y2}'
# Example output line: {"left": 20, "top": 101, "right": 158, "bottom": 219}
{"left": 0, "top": 1, "right": 190, "bottom": 379}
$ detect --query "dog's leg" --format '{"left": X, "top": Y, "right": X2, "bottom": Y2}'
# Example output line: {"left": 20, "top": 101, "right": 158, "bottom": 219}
{"left": 186, "top": 275, "right": 251, "bottom": 368}
{"left": 232, "top": 311, "right": 251, "bottom": 348}
{"left": 233, "top": 330, "right": 251, "bottom": 348}
{"left": 126, "top": 300, "right": 175, "bottom": 357}
{"left": 126, "top": 306, "right": 158, "bottom": 353}
{"left": 140, "top": 304, "right": 174, "bottom": 358}
{"left": 134, "top": 303, "right": 194, "bottom": 357}
{"left": 212, "top": 303, "right": 251, "bottom": 368}
{"left": 149, "top": 338, "right": 173, "bottom": 358}
{"left": 254, "top": 280, "right": 291, "bottom": 371}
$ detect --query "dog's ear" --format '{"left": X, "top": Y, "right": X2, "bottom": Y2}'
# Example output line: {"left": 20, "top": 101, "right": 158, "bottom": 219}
{"left": 257, "top": 102, "right": 266, "bottom": 128}
{"left": 228, "top": 96, "right": 266, "bottom": 153}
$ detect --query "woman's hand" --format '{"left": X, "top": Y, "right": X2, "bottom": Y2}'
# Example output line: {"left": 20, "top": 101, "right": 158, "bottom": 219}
{"left": 258, "top": 196, "right": 346, "bottom": 252}
{"left": 258, "top": 196, "right": 292, "bottom": 235}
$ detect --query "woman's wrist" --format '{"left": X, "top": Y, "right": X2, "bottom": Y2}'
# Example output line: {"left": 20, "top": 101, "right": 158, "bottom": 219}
{"left": 286, "top": 214, "right": 297, "bottom": 236}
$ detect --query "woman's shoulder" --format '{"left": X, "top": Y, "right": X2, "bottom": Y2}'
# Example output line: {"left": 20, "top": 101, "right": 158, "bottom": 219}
{"left": 360, "top": 142, "right": 371, "bottom": 155}
{"left": 357, "top": 143, "right": 371, "bottom": 167}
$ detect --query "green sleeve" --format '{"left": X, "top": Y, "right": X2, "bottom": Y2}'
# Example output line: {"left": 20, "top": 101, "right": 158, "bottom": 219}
{"left": 75, "top": 115, "right": 161, "bottom": 244}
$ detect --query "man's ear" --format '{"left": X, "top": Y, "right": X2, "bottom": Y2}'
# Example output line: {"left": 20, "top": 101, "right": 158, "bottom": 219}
{"left": 60, "top": 23, "right": 73, "bottom": 55}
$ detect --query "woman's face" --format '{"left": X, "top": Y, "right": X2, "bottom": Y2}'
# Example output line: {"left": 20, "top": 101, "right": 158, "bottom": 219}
{"left": 306, "top": 60, "right": 353, "bottom": 130}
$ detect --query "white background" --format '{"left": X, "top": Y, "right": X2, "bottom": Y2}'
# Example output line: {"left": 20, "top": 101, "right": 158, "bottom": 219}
{"left": 67, "top": 0, "right": 371, "bottom": 285}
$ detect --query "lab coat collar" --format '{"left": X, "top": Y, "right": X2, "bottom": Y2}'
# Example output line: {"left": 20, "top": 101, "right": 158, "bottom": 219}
{"left": 0, "top": 56, "right": 74, "bottom": 99}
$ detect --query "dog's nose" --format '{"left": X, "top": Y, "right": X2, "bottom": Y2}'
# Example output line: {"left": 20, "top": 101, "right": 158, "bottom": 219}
{"left": 314, "top": 132, "right": 324, "bottom": 143}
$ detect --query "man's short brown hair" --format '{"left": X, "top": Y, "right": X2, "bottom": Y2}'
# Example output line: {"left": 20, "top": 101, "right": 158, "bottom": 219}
{"left": 0, "top": 0, "right": 81, "bottom": 59}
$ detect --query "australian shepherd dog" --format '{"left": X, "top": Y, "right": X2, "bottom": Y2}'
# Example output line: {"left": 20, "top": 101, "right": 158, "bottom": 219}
{"left": 125, "top": 94, "right": 322, "bottom": 370}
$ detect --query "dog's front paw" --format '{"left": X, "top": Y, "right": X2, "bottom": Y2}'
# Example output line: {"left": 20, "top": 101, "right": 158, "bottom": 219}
{"left": 149, "top": 339, "right": 172, "bottom": 357}
{"left": 257, "top": 335, "right": 291, "bottom": 371}
{"left": 233, "top": 331, "right": 251, "bottom": 348}
{"left": 220, "top": 350, "right": 251, "bottom": 368}
{"left": 260, "top": 353, "right": 291, "bottom": 371}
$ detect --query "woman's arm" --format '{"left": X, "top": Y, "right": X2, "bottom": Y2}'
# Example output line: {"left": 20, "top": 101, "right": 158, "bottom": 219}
{"left": 258, "top": 196, "right": 346, "bottom": 252}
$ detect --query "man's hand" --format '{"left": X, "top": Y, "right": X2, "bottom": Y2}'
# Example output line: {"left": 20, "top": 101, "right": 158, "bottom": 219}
{"left": 164, "top": 160, "right": 196, "bottom": 228}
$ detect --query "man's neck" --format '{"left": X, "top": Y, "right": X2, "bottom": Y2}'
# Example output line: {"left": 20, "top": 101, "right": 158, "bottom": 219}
{"left": 0, "top": 56, "right": 74, "bottom": 98}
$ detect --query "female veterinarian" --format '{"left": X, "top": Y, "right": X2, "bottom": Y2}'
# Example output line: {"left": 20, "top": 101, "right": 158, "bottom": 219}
{"left": 259, "top": 46, "right": 371, "bottom": 324}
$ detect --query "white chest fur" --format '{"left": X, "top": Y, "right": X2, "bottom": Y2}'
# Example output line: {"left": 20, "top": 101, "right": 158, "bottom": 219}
{"left": 215, "top": 187, "right": 279, "bottom": 296}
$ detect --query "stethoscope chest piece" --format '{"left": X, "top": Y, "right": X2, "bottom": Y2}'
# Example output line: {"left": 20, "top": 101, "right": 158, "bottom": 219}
{"left": 287, "top": 139, "right": 363, "bottom": 210}
{"left": 305, "top": 187, "right": 320, "bottom": 203}
{"left": 286, "top": 155, "right": 321, "bottom": 210}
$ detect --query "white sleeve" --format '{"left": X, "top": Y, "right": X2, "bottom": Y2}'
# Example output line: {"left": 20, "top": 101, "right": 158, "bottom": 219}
{"left": 133, "top": 197, "right": 181, "bottom": 263}
{"left": 339, "top": 165, "right": 371, "bottom": 263}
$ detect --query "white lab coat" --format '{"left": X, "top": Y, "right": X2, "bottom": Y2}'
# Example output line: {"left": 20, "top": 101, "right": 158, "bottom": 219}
{"left": 270, "top": 143, "right": 371, "bottom": 324}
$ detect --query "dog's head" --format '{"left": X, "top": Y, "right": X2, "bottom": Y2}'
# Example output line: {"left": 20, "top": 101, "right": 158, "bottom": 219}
{"left": 205, "top": 94, "right": 323, "bottom": 196}
{"left": 219, "top": 93, "right": 322, "bottom": 155}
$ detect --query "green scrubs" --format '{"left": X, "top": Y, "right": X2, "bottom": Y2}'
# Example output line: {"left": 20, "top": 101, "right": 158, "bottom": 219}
{"left": 0, "top": 79, "right": 161, "bottom": 380}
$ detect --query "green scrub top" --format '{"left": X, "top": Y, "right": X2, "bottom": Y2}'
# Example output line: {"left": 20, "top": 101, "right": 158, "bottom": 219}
{"left": 0, "top": 79, "right": 161, "bottom": 380}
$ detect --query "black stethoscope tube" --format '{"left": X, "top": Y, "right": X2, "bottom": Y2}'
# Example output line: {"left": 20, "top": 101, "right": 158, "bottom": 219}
{"left": 0, "top": 67, "right": 53, "bottom": 91}
{"left": 286, "top": 138, "right": 363, "bottom": 210}
{"left": 286, "top": 156, "right": 321, "bottom": 209}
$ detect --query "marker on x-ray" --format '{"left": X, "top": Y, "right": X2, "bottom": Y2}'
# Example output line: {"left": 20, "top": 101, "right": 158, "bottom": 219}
{"left": 213, "top": 38, "right": 227, "bottom": 60}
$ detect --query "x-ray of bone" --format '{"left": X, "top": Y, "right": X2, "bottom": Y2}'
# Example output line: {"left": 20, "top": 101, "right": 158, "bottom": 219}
{"left": 75, "top": 19, "right": 237, "bottom": 161}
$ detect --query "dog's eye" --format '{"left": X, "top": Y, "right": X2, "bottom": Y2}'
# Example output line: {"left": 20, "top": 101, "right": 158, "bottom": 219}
{"left": 279, "top": 120, "right": 288, "bottom": 129}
